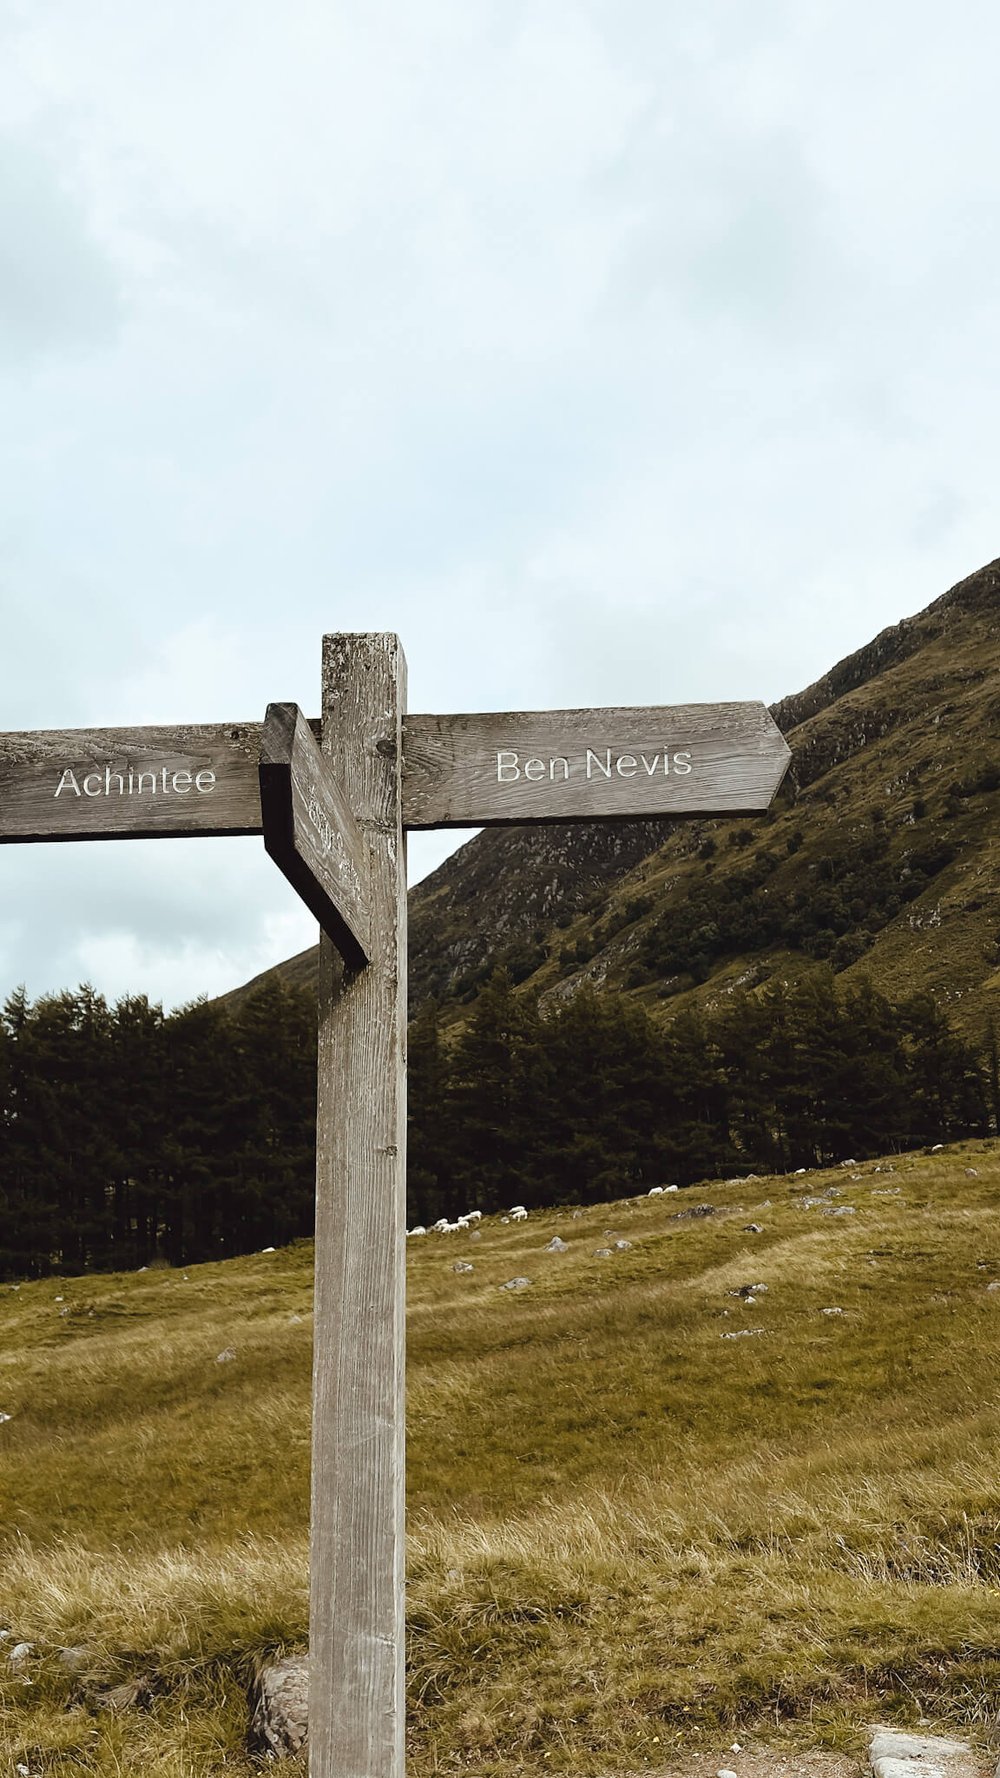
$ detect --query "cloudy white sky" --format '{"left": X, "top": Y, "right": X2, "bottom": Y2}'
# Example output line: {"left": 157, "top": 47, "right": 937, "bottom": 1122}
{"left": 1, "top": 0, "right": 998, "bottom": 1010}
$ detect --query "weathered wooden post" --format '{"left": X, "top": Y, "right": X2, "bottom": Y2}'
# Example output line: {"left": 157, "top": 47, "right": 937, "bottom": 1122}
{"left": 0, "top": 660, "right": 792, "bottom": 1778}
{"left": 310, "top": 636, "right": 407, "bottom": 1778}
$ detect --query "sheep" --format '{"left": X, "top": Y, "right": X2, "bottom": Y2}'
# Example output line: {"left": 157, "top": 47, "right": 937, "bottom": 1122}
{"left": 407, "top": 1226, "right": 427, "bottom": 1238}
{"left": 510, "top": 1206, "right": 528, "bottom": 1222}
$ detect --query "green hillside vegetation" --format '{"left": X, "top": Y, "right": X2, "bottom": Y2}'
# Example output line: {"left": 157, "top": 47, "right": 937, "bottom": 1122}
{"left": 470, "top": 563, "right": 1000, "bottom": 1043}
{"left": 0, "top": 979, "right": 317, "bottom": 1278}
{"left": 3, "top": 1142, "right": 1000, "bottom": 1774}
{"left": 410, "top": 967, "right": 988, "bottom": 1221}
{"left": 2, "top": 968, "right": 988, "bottom": 1273}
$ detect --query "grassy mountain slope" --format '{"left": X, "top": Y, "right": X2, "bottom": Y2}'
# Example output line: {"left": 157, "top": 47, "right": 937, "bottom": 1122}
{"left": 534, "top": 557, "right": 1000, "bottom": 1041}
{"left": 223, "top": 557, "right": 1000, "bottom": 1043}
{"left": 3, "top": 1140, "right": 1000, "bottom": 1774}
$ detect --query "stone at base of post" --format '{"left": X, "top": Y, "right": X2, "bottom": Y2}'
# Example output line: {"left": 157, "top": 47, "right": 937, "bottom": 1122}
{"left": 249, "top": 1654, "right": 309, "bottom": 1758}
{"left": 309, "top": 634, "right": 407, "bottom": 1778}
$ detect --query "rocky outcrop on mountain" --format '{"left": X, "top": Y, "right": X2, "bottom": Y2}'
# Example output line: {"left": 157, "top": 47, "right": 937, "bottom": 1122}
{"left": 407, "top": 816, "right": 677, "bottom": 1004}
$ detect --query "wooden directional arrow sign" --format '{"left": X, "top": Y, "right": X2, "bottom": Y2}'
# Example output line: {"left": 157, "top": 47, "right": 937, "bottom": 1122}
{"left": 259, "top": 703, "right": 371, "bottom": 968}
{"left": 402, "top": 701, "right": 791, "bottom": 828}
{"left": 0, "top": 723, "right": 265, "bottom": 842}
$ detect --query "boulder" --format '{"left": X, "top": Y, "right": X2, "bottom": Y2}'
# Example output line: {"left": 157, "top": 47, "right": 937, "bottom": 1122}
{"left": 868, "top": 1725, "right": 981, "bottom": 1778}
{"left": 249, "top": 1655, "right": 309, "bottom": 1757}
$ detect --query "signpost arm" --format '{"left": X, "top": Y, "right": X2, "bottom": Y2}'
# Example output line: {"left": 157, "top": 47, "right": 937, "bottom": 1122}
{"left": 310, "top": 634, "right": 407, "bottom": 1778}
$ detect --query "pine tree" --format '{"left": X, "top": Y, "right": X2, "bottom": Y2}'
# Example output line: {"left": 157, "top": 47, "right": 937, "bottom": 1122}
{"left": 898, "top": 990, "right": 988, "bottom": 1144}
{"left": 535, "top": 990, "right": 668, "bottom": 1202}
{"left": 407, "top": 998, "right": 453, "bottom": 1225}
{"left": 448, "top": 970, "right": 544, "bottom": 1212}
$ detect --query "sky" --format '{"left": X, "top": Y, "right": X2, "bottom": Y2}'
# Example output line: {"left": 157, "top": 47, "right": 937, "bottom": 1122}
{"left": 1, "top": 0, "right": 998, "bottom": 1011}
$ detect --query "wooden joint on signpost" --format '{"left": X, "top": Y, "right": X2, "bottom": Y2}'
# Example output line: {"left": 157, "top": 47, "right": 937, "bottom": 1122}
{"left": 259, "top": 701, "right": 371, "bottom": 970}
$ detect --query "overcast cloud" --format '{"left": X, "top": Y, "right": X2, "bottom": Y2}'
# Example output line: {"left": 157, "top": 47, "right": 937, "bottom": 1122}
{"left": 1, "top": 0, "right": 998, "bottom": 1009}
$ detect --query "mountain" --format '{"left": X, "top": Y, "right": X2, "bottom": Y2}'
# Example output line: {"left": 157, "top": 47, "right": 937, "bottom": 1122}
{"left": 226, "top": 557, "right": 1000, "bottom": 1043}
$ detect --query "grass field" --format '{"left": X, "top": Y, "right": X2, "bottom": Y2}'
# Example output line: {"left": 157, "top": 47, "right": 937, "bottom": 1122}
{"left": 3, "top": 1143, "right": 1000, "bottom": 1775}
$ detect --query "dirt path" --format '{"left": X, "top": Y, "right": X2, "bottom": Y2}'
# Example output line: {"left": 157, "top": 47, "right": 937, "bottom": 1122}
{"left": 615, "top": 1732, "right": 994, "bottom": 1778}
{"left": 616, "top": 1751, "right": 860, "bottom": 1778}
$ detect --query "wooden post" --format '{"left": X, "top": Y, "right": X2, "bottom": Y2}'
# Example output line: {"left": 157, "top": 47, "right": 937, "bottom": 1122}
{"left": 310, "top": 634, "right": 407, "bottom": 1778}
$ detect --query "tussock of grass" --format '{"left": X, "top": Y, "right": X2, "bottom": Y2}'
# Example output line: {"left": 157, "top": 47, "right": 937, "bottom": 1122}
{"left": 4, "top": 1146, "right": 1000, "bottom": 1772}
{"left": 0, "top": 1535, "right": 308, "bottom": 1667}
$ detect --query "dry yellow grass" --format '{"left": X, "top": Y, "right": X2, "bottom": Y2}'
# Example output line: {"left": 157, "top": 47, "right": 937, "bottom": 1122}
{"left": 3, "top": 1143, "right": 1000, "bottom": 1773}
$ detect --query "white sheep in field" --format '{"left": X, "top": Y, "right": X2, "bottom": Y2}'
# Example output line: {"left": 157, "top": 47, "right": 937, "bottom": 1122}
{"left": 408, "top": 1226, "right": 427, "bottom": 1237}
{"left": 465, "top": 1210, "right": 483, "bottom": 1223}
{"left": 648, "top": 1186, "right": 664, "bottom": 1196}
{"left": 510, "top": 1206, "right": 528, "bottom": 1221}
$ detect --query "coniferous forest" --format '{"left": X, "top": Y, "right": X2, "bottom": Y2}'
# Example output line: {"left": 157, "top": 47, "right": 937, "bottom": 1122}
{"left": 0, "top": 968, "right": 990, "bottom": 1280}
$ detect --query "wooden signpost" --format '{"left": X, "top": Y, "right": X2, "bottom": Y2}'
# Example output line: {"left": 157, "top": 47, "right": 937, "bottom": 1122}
{"left": 0, "top": 640, "right": 791, "bottom": 1778}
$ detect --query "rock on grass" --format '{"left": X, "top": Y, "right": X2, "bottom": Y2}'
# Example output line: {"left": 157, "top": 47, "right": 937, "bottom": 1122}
{"left": 249, "top": 1654, "right": 309, "bottom": 1756}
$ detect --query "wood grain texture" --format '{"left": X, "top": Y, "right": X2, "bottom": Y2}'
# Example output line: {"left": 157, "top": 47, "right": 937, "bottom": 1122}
{"left": 0, "top": 722, "right": 269, "bottom": 842}
{"left": 310, "top": 637, "right": 407, "bottom": 1778}
{"left": 0, "top": 703, "right": 791, "bottom": 841}
{"left": 401, "top": 702, "right": 792, "bottom": 828}
{"left": 259, "top": 703, "right": 371, "bottom": 967}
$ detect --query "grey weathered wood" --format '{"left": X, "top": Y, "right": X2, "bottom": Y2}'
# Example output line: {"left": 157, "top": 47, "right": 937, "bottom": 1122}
{"left": 259, "top": 703, "right": 371, "bottom": 967}
{"left": 0, "top": 722, "right": 272, "bottom": 842}
{"left": 0, "top": 702, "right": 791, "bottom": 840}
{"left": 310, "top": 636, "right": 406, "bottom": 1778}
{"left": 401, "top": 702, "right": 791, "bottom": 828}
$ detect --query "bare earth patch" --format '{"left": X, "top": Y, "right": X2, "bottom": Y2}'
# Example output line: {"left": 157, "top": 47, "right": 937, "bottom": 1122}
{"left": 614, "top": 1753, "right": 860, "bottom": 1778}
